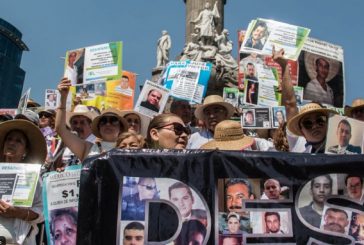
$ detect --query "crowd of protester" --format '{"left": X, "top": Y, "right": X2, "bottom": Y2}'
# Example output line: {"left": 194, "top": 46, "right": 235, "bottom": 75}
{"left": 0, "top": 50, "right": 363, "bottom": 244}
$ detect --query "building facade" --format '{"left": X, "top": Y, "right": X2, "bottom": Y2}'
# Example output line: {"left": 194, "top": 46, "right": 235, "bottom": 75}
{"left": 0, "top": 18, "right": 28, "bottom": 108}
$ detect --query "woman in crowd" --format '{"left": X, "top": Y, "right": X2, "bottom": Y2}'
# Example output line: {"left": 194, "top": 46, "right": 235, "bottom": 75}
{"left": 56, "top": 78, "right": 128, "bottom": 161}
{"left": 120, "top": 110, "right": 150, "bottom": 137}
{"left": 116, "top": 132, "right": 145, "bottom": 149}
{"left": 0, "top": 119, "right": 47, "bottom": 244}
{"left": 272, "top": 47, "right": 336, "bottom": 153}
{"left": 146, "top": 113, "right": 190, "bottom": 149}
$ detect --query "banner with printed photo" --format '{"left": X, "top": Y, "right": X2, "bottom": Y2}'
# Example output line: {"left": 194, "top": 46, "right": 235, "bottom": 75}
{"left": 77, "top": 149, "right": 364, "bottom": 244}
{"left": 325, "top": 115, "right": 364, "bottom": 154}
{"left": 298, "top": 37, "right": 345, "bottom": 107}
{"left": 240, "top": 19, "right": 310, "bottom": 60}
{"left": 0, "top": 163, "right": 41, "bottom": 207}
{"left": 69, "top": 71, "right": 136, "bottom": 111}
{"left": 135, "top": 80, "right": 170, "bottom": 118}
{"left": 42, "top": 165, "right": 81, "bottom": 245}
{"left": 163, "top": 60, "right": 212, "bottom": 104}
{"left": 238, "top": 30, "right": 299, "bottom": 92}
{"left": 241, "top": 107, "right": 271, "bottom": 129}
{"left": 64, "top": 42, "right": 122, "bottom": 85}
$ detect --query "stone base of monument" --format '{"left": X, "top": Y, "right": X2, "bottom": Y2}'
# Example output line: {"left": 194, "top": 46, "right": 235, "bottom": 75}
{"left": 151, "top": 67, "right": 164, "bottom": 83}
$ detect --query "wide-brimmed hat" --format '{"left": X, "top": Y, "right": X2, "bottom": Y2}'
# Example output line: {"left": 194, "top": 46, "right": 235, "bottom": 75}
{"left": 0, "top": 119, "right": 47, "bottom": 163}
{"left": 15, "top": 109, "right": 39, "bottom": 125}
{"left": 200, "top": 120, "right": 254, "bottom": 150}
{"left": 287, "top": 103, "right": 337, "bottom": 136}
{"left": 91, "top": 108, "right": 128, "bottom": 138}
{"left": 345, "top": 98, "right": 364, "bottom": 117}
{"left": 66, "top": 105, "right": 98, "bottom": 126}
{"left": 119, "top": 110, "right": 151, "bottom": 137}
{"left": 194, "top": 95, "right": 235, "bottom": 120}
{"left": 38, "top": 109, "right": 56, "bottom": 117}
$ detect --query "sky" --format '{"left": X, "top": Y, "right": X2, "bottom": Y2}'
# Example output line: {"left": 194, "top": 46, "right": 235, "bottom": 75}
{"left": 1, "top": 0, "right": 363, "bottom": 107}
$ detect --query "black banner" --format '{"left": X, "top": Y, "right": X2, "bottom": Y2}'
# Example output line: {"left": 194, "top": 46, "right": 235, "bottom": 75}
{"left": 77, "top": 149, "right": 364, "bottom": 244}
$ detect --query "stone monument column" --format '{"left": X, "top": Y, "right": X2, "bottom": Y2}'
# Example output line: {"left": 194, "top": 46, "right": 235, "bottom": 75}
{"left": 183, "top": 0, "right": 226, "bottom": 43}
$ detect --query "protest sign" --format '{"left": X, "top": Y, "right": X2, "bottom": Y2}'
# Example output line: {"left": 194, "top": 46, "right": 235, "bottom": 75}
{"left": 163, "top": 60, "right": 212, "bottom": 104}
{"left": 44, "top": 89, "right": 59, "bottom": 110}
{"left": 69, "top": 71, "right": 136, "bottom": 111}
{"left": 240, "top": 19, "right": 310, "bottom": 60}
{"left": 244, "top": 79, "right": 279, "bottom": 107}
{"left": 135, "top": 80, "right": 170, "bottom": 118}
{"left": 223, "top": 87, "right": 239, "bottom": 107}
{"left": 77, "top": 150, "right": 364, "bottom": 244}
{"left": 42, "top": 165, "right": 81, "bottom": 245}
{"left": 0, "top": 163, "right": 41, "bottom": 207}
{"left": 325, "top": 115, "right": 364, "bottom": 154}
{"left": 16, "top": 88, "right": 30, "bottom": 115}
{"left": 64, "top": 42, "right": 122, "bottom": 85}
{"left": 241, "top": 107, "right": 271, "bottom": 129}
{"left": 298, "top": 37, "right": 344, "bottom": 107}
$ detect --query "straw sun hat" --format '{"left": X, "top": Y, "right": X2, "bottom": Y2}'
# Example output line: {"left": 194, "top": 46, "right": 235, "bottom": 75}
{"left": 66, "top": 104, "right": 98, "bottom": 126}
{"left": 0, "top": 119, "right": 47, "bottom": 163}
{"left": 344, "top": 98, "right": 364, "bottom": 117}
{"left": 119, "top": 110, "right": 151, "bottom": 137}
{"left": 91, "top": 108, "right": 128, "bottom": 138}
{"left": 287, "top": 103, "right": 337, "bottom": 137}
{"left": 194, "top": 95, "right": 235, "bottom": 120}
{"left": 200, "top": 120, "right": 254, "bottom": 150}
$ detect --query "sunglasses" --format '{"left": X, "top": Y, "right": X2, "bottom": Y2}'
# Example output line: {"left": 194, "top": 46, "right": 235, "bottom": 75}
{"left": 99, "top": 116, "right": 120, "bottom": 126}
{"left": 39, "top": 112, "right": 52, "bottom": 118}
{"left": 126, "top": 118, "right": 140, "bottom": 125}
{"left": 300, "top": 115, "right": 327, "bottom": 130}
{"left": 138, "top": 184, "right": 156, "bottom": 191}
{"left": 156, "top": 122, "right": 191, "bottom": 136}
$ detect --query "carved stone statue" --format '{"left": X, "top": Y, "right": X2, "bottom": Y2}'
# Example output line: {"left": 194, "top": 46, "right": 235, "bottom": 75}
{"left": 180, "top": 33, "right": 202, "bottom": 61}
{"left": 190, "top": 1, "right": 220, "bottom": 45}
{"left": 215, "top": 29, "right": 238, "bottom": 71}
{"left": 156, "top": 30, "right": 172, "bottom": 67}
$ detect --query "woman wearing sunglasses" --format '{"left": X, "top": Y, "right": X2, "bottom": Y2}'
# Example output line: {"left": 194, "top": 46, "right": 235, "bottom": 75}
{"left": 56, "top": 78, "right": 128, "bottom": 161}
{"left": 147, "top": 113, "right": 190, "bottom": 149}
{"left": 120, "top": 110, "right": 150, "bottom": 137}
{"left": 272, "top": 47, "right": 336, "bottom": 153}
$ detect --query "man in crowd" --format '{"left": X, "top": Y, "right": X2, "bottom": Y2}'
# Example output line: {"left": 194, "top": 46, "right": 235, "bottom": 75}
{"left": 262, "top": 179, "right": 283, "bottom": 200}
{"left": 14, "top": 109, "right": 39, "bottom": 126}
{"left": 168, "top": 182, "right": 198, "bottom": 221}
{"left": 170, "top": 99, "right": 196, "bottom": 133}
{"left": 323, "top": 208, "right": 349, "bottom": 234}
{"left": 345, "top": 175, "right": 363, "bottom": 201}
{"left": 299, "top": 175, "right": 333, "bottom": 228}
{"left": 123, "top": 222, "right": 144, "bottom": 245}
{"left": 140, "top": 89, "right": 162, "bottom": 112}
{"left": 187, "top": 95, "right": 234, "bottom": 149}
{"left": 115, "top": 75, "right": 133, "bottom": 97}
{"left": 265, "top": 212, "right": 284, "bottom": 234}
{"left": 346, "top": 98, "right": 364, "bottom": 122}
{"left": 327, "top": 119, "right": 361, "bottom": 154}
{"left": 303, "top": 57, "right": 334, "bottom": 105}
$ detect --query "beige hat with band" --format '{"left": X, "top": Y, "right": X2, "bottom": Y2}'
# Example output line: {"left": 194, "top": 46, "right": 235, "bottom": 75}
{"left": 194, "top": 95, "right": 235, "bottom": 120}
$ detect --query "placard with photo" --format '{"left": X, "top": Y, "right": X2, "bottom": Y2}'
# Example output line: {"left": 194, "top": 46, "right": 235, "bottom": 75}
{"left": 241, "top": 107, "right": 271, "bottom": 129}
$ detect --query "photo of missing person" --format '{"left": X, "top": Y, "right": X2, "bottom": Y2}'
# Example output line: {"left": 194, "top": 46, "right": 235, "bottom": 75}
{"left": 320, "top": 207, "right": 351, "bottom": 235}
{"left": 64, "top": 48, "right": 85, "bottom": 85}
{"left": 260, "top": 178, "right": 290, "bottom": 200}
{"left": 45, "top": 90, "right": 58, "bottom": 109}
{"left": 272, "top": 107, "right": 286, "bottom": 128}
{"left": 218, "top": 234, "right": 242, "bottom": 245}
{"left": 250, "top": 211, "right": 291, "bottom": 235}
{"left": 245, "top": 80, "right": 258, "bottom": 105}
{"left": 297, "top": 174, "right": 337, "bottom": 229}
{"left": 50, "top": 208, "right": 78, "bottom": 245}
{"left": 325, "top": 115, "right": 364, "bottom": 155}
{"left": 140, "top": 89, "right": 163, "bottom": 112}
{"left": 121, "top": 221, "right": 145, "bottom": 245}
{"left": 298, "top": 50, "right": 344, "bottom": 107}
{"left": 242, "top": 109, "right": 256, "bottom": 127}
{"left": 244, "top": 20, "right": 269, "bottom": 51}
{"left": 349, "top": 212, "right": 364, "bottom": 242}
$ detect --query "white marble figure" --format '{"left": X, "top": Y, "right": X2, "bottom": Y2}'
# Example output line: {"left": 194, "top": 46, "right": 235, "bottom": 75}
{"left": 190, "top": 1, "right": 220, "bottom": 45}
{"left": 215, "top": 29, "right": 238, "bottom": 71}
{"left": 180, "top": 33, "right": 203, "bottom": 61}
{"left": 156, "top": 30, "right": 172, "bottom": 67}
